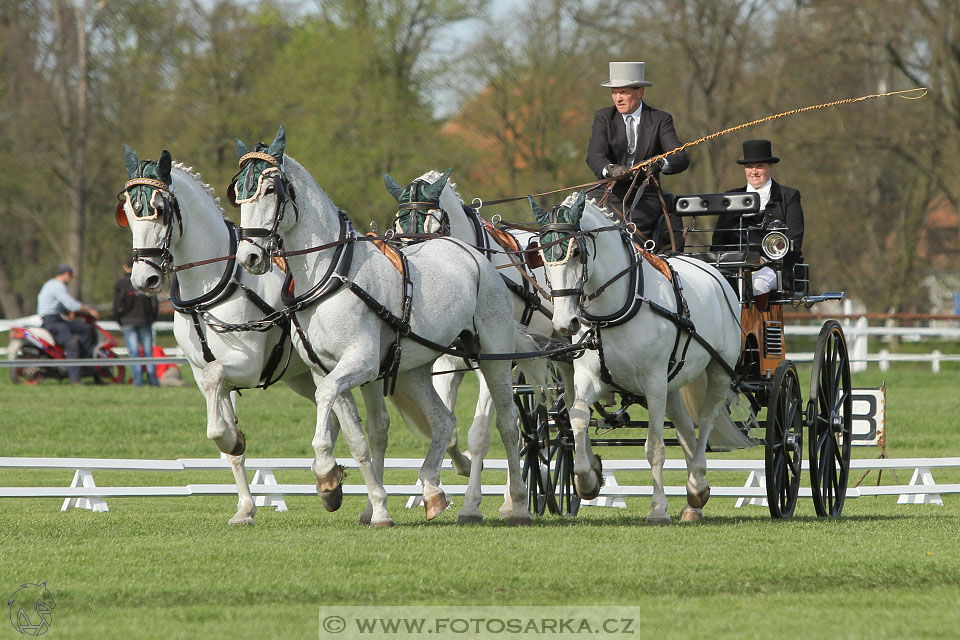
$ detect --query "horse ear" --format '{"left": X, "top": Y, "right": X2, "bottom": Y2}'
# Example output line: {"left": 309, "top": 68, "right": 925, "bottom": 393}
{"left": 422, "top": 168, "right": 452, "bottom": 202}
{"left": 528, "top": 196, "right": 549, "bottom": 225}
{"left": 383, "top": 173, "right": 404, "bottom": 201}
{"left": 158, "top": 150, "right": 173, "bottom": 184}
{"left": 123, "top": 145, "right": 139, "bottom": 178}
{"left": 570, "top": 191, "right": 586, "bottom": 221}
{"left": 234, "top": 137, "right": 248, "bottom": 158}
{"left": 268, "top": 124, "right": 286, "bottom": 158}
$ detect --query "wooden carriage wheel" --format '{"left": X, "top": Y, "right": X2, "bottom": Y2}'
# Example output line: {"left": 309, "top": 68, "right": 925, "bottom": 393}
{"left": 764, "top": 360, "right": 803, "bottom": 519}
{"left": 806, "top": 320, "right": 852, "bottom": 517}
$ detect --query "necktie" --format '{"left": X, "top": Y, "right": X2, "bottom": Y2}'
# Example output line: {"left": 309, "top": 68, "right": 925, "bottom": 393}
{"left": 625, "top": 114, "right": 637, "bottom": 162}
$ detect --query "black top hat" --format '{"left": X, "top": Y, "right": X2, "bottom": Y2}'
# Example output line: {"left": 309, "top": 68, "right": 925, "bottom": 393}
{"left": 737, "top": 139, "right": 780, "bottom": 165}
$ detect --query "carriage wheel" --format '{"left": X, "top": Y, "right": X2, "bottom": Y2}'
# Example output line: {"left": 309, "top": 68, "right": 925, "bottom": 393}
{"left": 764, "top": 360, "right": 803, "bottom": 519}
{"left": 93, "top": 354, "right": 125, "bottom": 385}
{"left": 806, "top": 320, "right": 852, "bottom": 517}
{"left": 549, "top": 400, "right": 580, "bottom": 517}
{"left": 515, "top": 387, "right": 557, "bottom": 516}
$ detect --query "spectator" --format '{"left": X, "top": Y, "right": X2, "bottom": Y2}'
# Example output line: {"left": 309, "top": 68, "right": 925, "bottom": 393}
{"left": 113, "top": 257, "right": 160, "bottom": 387}
{"left": 36, "top": 264, "right": 99, "bottom": 385}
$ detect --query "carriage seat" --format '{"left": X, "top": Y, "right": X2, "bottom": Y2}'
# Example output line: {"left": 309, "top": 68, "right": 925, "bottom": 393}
{"left": 685, "top": 250, "right": 762, "bottom": 269}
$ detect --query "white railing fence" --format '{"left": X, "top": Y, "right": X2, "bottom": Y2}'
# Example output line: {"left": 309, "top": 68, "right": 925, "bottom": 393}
{"left": 1, "top": 456, "right": 956, "bottom": 514}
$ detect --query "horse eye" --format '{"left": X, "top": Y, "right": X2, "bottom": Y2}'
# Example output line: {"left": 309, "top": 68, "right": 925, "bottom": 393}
{"left": 264, "top": 182, "right": 275, "bottom": 194}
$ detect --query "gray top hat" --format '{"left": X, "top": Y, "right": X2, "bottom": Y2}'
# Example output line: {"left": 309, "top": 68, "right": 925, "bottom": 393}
{"left": 601, "top": 62, "right": 653, "bottom": 88}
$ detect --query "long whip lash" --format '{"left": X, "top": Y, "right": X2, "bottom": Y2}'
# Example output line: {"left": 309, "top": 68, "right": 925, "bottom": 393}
{"left": 633, "top": 87, "right": 927, "bottom": 171}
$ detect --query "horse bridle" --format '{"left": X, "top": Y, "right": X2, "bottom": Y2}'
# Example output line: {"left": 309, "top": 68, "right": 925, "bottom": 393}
{"left": 229, "top": 151, "right": 298, "bottom": 256}
{"left": 537, "top": 210, "right": 595, "bottom": 304}
{"left": 116, "top": 169, "right": 183, "bottom": 273}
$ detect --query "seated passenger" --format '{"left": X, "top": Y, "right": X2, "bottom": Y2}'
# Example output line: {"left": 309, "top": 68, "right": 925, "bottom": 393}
{"left": 711, "top": 139, "right": 804, "bottom": 309}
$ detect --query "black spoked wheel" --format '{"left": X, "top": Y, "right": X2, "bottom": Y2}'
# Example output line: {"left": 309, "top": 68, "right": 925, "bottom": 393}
{"left": 764, "top": 360, "right": 803, "bottom": 519}
{"left": 807, "top": 320, "right": 852, "bottom": 517}
{"left": 515, "top": 385, "right": 556, "bottom": 516}
{"left": 549, "top": 401, "right": 580, "bottom": 517}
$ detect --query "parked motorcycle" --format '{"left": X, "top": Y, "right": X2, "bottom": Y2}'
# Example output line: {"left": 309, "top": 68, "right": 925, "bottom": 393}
{"left": 7, "top": 313, "right": 125, "bottom": 385}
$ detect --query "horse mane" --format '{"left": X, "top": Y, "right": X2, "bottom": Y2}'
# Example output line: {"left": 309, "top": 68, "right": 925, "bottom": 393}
{"left": 416, "top": 169, "right": 462, "bottom": 202}
{"left": 171, "top": 161, "right": 226, "bottom": 218}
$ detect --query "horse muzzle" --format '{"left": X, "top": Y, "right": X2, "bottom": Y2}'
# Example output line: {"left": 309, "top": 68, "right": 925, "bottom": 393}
{"left": 236, "top": 238, "right": 271, "bottom": 275}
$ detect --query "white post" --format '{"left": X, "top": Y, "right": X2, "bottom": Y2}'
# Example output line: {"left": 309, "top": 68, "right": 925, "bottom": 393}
{"left": 851, "top": 316, "right": 868, "bottom": 373}
{"left": 879, "top": 348, "right": 889, "bottom": 372}
{"left": 932, "top": 350, "right": 941, "bottom": 374}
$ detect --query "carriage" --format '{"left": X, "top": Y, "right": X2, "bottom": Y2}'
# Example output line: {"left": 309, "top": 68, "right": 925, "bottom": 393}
{"left": 515, "top": 190, "right": 856, "bottom": 520}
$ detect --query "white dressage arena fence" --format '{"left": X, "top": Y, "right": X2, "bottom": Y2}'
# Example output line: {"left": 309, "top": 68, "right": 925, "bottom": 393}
{"left": 1, "top": 455, "right": 956, "bottom": 513}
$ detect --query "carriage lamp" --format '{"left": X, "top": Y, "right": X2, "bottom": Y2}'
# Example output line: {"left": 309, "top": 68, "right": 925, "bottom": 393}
{"left": 761, "top": 230, "right": 790, "bottom": 260}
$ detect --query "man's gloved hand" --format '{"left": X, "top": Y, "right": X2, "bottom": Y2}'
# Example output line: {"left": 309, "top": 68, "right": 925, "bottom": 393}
{"left": 641, "top": 158, "right": 663, "bottom": 177}
{"left": 605, "top": 164, "right": 632, "bottom": 181}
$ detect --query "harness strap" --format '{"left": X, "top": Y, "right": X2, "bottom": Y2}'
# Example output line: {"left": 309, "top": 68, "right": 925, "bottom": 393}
{"left": 240, "top": 285, "right": 293, "bottom": 389}
{"left": 189, "top": 309, "right": 217, "bottom": 363}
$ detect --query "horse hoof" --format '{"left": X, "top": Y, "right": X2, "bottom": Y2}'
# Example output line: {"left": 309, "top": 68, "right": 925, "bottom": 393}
{"left": 228, "top": 515, "right": 255, "bottom": 526}
{"left": 687, "top": 486, "right": 711, "bottom": 509}
{"left": 574, "top": 473, "right": 602, "bottom": 501}
{"left": 359, "top": 513, "right": 372, "bottom": 526}
{"left": 646, "top": 514, "right": 671, "bottom": 524}
{"left": 457, "top": 512, "right": 483, "bottom": 524}
{"left": 369, "top": 519, "right": 395, "bottom": 528}
{"left": 679, "top": 507, "right": 702, "bottom": 523}
{"left": 424, "top": 493, "right": 450, "bottom": 520}
{"left": 316, "top": 465, "right": 344, "bottom": 512}
{"left": 509, "top": 513, "right": 533, "bottom": 527}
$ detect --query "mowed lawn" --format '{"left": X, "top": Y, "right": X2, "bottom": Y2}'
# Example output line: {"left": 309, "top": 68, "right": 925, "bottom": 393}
{"left": 1, "top": 364, "right": 958, "bottom": 639}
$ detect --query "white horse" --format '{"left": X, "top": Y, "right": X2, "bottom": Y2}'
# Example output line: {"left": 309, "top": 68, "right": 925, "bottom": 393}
{"left": 531, "top": 191, "right": 752, "bottom": 522}
{"left": 232, "top": 126, "right": 542, "bottom": 526}
{"left": 383, "top": 169, "right": 566, "bottom": 479}
{"left": 117, "top": 146, "right": 323, "bottom": 526}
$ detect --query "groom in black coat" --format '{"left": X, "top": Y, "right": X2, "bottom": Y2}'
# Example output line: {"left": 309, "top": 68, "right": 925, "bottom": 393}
{"left": 586, "top": 61, "right": 690, "bottom": 250}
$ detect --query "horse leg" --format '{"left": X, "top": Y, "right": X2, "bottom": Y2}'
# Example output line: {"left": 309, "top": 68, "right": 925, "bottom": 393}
{"left": 644, "top": 375, "right": 671, "bottom": 523}
{"left": 666, "top": 389, "right": 707, "bottom": 523}
{"left": 391, "top": 367, "right": 456, "bottom": 521}
{"left": 479, "top": 359, "right": 531, "bottom": 526}
{"left": 431, "top": 355, "right": 473, "bottom": 476}
{"left": 196, "top": 361, "right": 257, "bottom": 525}
{"left": 678, "top": 364, "right": 731, "bottom": 521}
{"left": 310, "top": 361, "right": 392, "bottom": 527}
{"left": 569, "top": 358, "right": 604, "bottom": 500}
{"left": 358, "top": 382, "right": 390, "bottom": 526}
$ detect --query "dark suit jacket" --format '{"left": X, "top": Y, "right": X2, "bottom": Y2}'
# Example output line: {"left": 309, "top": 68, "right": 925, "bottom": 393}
{"left": 711, "top": 181, "right": 805, "bottom": 280}
{"left": 586, "top": 102, "right": 690, "bottom": 201}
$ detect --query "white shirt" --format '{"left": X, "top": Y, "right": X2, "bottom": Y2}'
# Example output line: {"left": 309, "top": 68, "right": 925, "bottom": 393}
{"left": 747, "top": 178, "right": 773, "bottom": 212}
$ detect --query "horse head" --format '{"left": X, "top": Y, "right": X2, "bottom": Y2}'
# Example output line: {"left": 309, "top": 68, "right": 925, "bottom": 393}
{"left": 231, "top": 125, "right": 295, "bottom": 274}
{"left": 383, "top": 168, "right": 453, "bottom": 236}
{"left": 531, "top": 190, "right": 590, "bottom": 336}
{"left": 117, "top": 145, "right": 181, "bottom": 293}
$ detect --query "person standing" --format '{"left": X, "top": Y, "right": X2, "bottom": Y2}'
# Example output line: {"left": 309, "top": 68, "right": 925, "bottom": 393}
{"left": 586, "top": 61, "right": 690, "bottom": 250}
{"left": 36, "top": 264, "right": 100, "bottom": 385}
{"left": 113, "top": 257, "right": 160, "bottom": 387}
{"left": 712, "top": 139, "right": 805, "bottom": 309}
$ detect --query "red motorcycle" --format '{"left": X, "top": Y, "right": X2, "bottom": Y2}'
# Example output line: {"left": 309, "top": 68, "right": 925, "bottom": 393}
{"left": 7, "top": 313, "right": 125, "bottom": 385}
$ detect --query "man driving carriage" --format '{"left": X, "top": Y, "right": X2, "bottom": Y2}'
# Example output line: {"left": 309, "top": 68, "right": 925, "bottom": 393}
{"left": 711, "top": 139, "right": 805, "bottom": 310}
{"left": 585, "top": 61, "right": 690, "bottom": 251}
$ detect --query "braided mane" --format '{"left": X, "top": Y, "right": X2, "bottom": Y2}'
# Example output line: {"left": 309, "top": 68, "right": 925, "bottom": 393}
{"left": 172, "top": 161, "right": 226, "bottom": 217}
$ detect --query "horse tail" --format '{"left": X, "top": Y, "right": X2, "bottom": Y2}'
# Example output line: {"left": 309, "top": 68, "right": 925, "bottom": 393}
{"left": 680, "top": 373, "right": 754, "bottom": 451}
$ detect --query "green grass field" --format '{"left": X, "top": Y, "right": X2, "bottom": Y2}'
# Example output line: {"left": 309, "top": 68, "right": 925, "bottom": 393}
{"left": 1, "top": 364, "right": 958, "bottom": 639}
